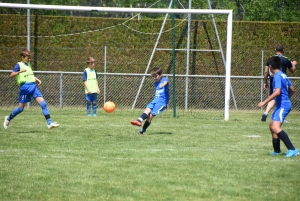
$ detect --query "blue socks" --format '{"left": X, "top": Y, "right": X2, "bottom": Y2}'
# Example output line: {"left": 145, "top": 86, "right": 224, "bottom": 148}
{"left": 86, "top": 101, "right": 91, "bottom": 115}
{"left": 92, "top": 103, "right": 97, "bottom": 115}
{"left": 8, "top": 107, "right": 24, "bottom": 121}
{"left": 40, "top": 101, "right": 52, "bottom": 125}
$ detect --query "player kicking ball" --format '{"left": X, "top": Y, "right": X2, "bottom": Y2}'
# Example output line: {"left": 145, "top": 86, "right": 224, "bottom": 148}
{"left": 131, "top": 67, "right": 169, "bottom": 135}
{"left": 258, "top": 56, "right": 298, "bottom": 157}
{"left": 3, "top": 49, "right": 60, "bottom": 130}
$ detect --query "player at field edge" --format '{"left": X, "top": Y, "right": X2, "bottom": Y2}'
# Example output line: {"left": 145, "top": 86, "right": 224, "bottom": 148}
{"left": 258, "top": 56, "right": 298, "bottom": 157}
{"left": 261, "top": 44, "right": 297, "bottom": 122}
{"left": 83, "top": 57, "right": 100, "bottom": 116}
{"left": 3, "top": 49, "right": 60, "bottom": 129}
{"left": 130, "top": 67, "right": 170, "bottom": 135}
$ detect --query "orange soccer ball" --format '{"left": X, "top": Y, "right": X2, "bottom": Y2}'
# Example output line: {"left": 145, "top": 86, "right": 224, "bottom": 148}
{"left": 103, "top": 101, "right": 116, "bottom": 113}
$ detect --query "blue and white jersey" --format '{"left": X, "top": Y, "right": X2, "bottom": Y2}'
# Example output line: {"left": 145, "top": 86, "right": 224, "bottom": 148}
{"left": 273, "top": 71, "right": 292, "bottom": 109}
{"left": 153, "top": 77, "right": 169, "bottom": 105}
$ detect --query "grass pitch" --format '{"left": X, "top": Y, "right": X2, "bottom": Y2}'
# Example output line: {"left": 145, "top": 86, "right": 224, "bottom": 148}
{"left": 0, "top": 108, "right": 299, "bottom": 201}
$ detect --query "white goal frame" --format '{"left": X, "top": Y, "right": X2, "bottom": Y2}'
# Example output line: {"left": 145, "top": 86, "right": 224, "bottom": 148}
{"left": 0, "top": 3, "right": 233, "bottom": 121}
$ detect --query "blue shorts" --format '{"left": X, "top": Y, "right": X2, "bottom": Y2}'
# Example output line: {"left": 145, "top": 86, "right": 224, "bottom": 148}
{"left": 146, "top": 101, "right": 166, "bottom": 116}
{"left": 19, "top": 83, "right": 43, "bottom": 104}
{"left": 271, "top": 107, "right": 291, "bottom": 123}
{"left": 86, "top": 93, "right": 98, "bottom": 102}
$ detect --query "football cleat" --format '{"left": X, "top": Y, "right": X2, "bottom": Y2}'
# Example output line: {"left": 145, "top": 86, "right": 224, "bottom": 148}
{"left": 286, "top": 149, "right": 299, "bottom": 157}
{"left": 131, "top": 120, "right": 142, "bottom": 127}
{"left": 47, "top": 122, "right": 60, "bottom": 129}
{"left": 3, "top": 116, "right": 9, "bottom": 129}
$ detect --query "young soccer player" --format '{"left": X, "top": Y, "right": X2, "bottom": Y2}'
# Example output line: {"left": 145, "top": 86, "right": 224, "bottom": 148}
{"left": 130, "top": 67, "right": 169, "bottom": 135}
{"left": 258, "top": 56, "right": 298, "bottom": 157}
{"left": 83, "top": 57, "right": 100, "bottom": 116}
{"left": 3, "top": 49, "right": 60, "bottom": 129}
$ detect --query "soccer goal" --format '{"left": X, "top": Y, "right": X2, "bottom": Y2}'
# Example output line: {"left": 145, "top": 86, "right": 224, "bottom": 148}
{"left": 0, "top": 2, "right": 232, "bottom": 120}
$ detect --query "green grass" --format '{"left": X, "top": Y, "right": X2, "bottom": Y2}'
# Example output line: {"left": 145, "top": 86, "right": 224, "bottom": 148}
{"left": 0, "top": 108, "right": 299, "bottom": 201}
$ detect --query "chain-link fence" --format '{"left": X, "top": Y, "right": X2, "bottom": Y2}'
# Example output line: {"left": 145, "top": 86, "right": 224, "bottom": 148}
{"left": 1, "top": 46, "right": 300, "bottom": 120}
{"left": 1, "top": 70, "right": 300, "bottom": 119}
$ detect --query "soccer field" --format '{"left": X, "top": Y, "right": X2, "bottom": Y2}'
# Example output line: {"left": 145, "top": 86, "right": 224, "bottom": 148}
{"left": 0, "top": 108, "right": 299, "bottom": 201}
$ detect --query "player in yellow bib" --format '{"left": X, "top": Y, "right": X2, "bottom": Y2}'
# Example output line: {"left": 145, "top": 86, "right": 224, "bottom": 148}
{"left": 83, "top": 57, "right": 100, "bottom": 116}
{"left": 3, "top": 49, "right": 60, "bottom": 129}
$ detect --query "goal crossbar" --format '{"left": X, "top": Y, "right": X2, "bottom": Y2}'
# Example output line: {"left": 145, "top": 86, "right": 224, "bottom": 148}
{"left": 0, "top": 3, "right": 232, "bottom": 14}
{"left": 0, "top": 3, "right": 232, "bottom": 121}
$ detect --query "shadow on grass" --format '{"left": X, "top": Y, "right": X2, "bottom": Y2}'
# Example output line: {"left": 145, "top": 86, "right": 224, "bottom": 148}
{"left": 16, "top": 130, "right": 41, "bottom": 134}
{"left": 148, "top": 131, "right": 172, "bottom": 135}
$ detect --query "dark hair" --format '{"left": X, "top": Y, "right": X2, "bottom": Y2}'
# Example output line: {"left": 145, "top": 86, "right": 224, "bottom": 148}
{"left": 268, "top": 56, "right": 281, "bottom": 70}
{"left": 150, "top": 67, "right": 162, "bottom": 76}
{"left": 275, "top": 44, "right": 284, "bottom": 52}
{"left": 20, "top": 49, "right": 31, "bottom": 57}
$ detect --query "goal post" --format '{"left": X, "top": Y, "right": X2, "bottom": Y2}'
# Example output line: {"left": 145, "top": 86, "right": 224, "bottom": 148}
{"left": 0, "top": 3, "right": 233, "bottom": 121}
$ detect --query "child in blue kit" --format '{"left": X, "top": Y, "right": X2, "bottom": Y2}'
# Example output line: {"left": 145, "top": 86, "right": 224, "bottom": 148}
{"left": 83, "top": 57, "right": 100, "bottom": 116}
{"left": 258, "top": 56, "right": 298, "bottom": 157}
{"left": 3, "top": 49, "right": 60, "bottom": 129}
{"left": 131, "top": 67, "right": 169, "bottom": 135}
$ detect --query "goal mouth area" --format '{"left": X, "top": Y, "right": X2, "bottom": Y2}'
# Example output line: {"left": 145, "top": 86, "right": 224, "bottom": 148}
{"left": 0, "top": 3, "right": 233, "bottom": 121}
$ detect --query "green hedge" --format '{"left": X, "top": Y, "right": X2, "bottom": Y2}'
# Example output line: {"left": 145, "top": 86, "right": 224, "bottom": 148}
{"left": 1, "top": 14, "right": 299, "bottom": 76}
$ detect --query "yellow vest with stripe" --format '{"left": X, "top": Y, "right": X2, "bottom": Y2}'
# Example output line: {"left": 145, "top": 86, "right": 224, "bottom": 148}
{"left": 84, "top": 68, "right": 98, "bottom": 93}
{"left": 16, "top": 62, "right": 35, "bottom": 86}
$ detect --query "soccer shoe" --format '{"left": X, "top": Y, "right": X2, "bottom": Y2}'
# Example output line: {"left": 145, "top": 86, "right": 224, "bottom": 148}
{"left": 270, "top": 151, "right": 282, "bottom": 156}
{"left": 138, "top": 128, "right": 146, "bottom": 135}
{"left": 93, "top": 114, "right": 97, "bottom": 117}
{"left": 47, "top": 122, "right": 60, "bottom": 129}
{"left": 261, "top": 114, "right": 268, "bottom": 122}
{"left": 131, "top": 120, "right": 142, "bottom": 127}
{"left": 87, "top": 114, "right": 91, "bottom": 117}
{"left": 3, "top": 116, "right": 9, "bottom": 129}
{"left": 286, "top": 149, "right": 299, "bottom": 157}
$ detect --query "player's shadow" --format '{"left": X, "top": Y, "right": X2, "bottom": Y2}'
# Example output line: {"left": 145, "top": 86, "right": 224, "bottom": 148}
{"left": 16, "top": 130, "right": 41, "bottom": 134}
{"left": 148, "top": 131, "right": 172, "bottom": 135}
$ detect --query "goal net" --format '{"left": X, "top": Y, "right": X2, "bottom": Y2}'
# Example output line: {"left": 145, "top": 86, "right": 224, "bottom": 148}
{"left": 0, "top": 2, "right": 232, "bottom": 120}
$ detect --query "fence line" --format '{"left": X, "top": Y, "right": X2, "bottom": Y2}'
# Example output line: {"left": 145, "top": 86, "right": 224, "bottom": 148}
{"left": 1, "top": 71, "right": 299, "bottom": 114}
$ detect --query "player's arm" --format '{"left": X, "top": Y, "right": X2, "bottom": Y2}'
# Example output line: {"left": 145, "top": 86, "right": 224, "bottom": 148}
{"left": 288, "top": 60, "right": 297, "bottom": 73}
{"left": 83, "top": 81, "right": 92, "bottom": 94}
{"left": 9, "top": 64, "right": 26, "bottom": 78}
{"left": 258, "top": 88, "right": 280, "bottom": 108}
{"left": 289, "top": 85, "right": 295, "bottom": 98}
{"left": 263, "top": 65, "right": 269, "bottom": 89}
{"left": 159, "top": 78, "right": 169, "bottom": 88}
{"left": 83, "top": 70, "right": 92, "bottom": 93}
{"left": 35, "top": 77, "right": 42, "bottom": 85}
{"left": 96, "top": 72, "right": 100, "bottom": 94}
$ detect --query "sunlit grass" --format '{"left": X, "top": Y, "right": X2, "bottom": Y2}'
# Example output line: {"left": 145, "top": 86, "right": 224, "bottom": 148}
{"left": 0, "top": 108, "right": 299, "bottom": 201}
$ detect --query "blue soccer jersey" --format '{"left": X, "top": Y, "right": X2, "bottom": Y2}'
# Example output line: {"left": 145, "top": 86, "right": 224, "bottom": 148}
{"left": 153, "top": 77, "right": 169, "bottom": 105}
{"left": 273, "top": 71, "right": 292, "bottom": 109}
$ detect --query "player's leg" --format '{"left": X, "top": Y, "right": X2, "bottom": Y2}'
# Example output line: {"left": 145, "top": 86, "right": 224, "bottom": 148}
{"left": 139, "top": 103, "right": 166, "bottom": 135}
{"left": 92, "top": 93, "right": 97, "bottom": 117}
{"left": 131, "top": 104, "right": 153, "bottom": 127}
{"left": 4, "top": 85, "right": 30, "bottom": 129}
{"left": 36, "top": 96, "right": 59, "bottom": 129}
{"left": 4, "top": 102, "right": 26, "bottom": 129}
{"left": 261, "top": 78, "right": 274, "bottom": 122}
{"left": 34, "top": 85, "right": 60, "bottom": 129}
{"left": 138, "top": 114, "right": 154, "bottom": 135}
{"left": 269, "top": 121, "right": 281, "bottom": 155}
{"left": 271, "top": 108, "right": 298, "bottom": 157}
{"left": 86, "top": 94, "right": 92, "bottom": 116}
{"left": 262, "top": 99, "right": 275, "bottom": 122}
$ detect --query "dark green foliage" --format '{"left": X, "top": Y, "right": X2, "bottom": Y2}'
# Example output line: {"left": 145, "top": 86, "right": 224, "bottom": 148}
{"left": 1, "top": 14, "right": 299, "bottom": 76}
